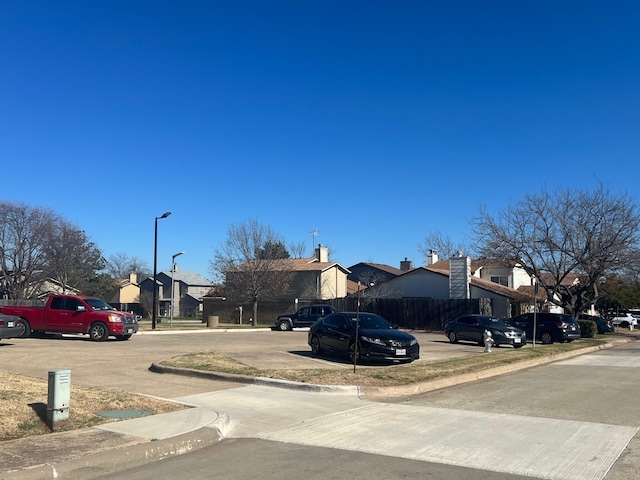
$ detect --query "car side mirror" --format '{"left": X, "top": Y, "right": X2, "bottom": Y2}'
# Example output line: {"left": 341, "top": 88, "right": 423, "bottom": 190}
{"left": 76, "top": 305, "right": 86, "bottom": 312}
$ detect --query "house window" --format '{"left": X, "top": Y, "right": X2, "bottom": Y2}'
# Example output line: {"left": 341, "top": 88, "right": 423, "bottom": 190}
{"left": 491, "top": 276, "right": 509, "bottom": 287}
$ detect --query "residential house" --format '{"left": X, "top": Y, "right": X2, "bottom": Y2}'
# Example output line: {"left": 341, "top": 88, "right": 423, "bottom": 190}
{"left": 105, "top": 273, "right": 142, "bottom": 315}
{"left": 224, "top": 245, "right": 350, "bottom": 302}
{"left": 139, "top": 267, "right": 215, "bottom": 318}
{"left": 363, "top": 254, "right": 531, "bottom": 318}
{"left": 347, "top": 259, "right": 409, "bottom": 286}
{"left": 288, "top": 245, "right": 349, "bottom": 299}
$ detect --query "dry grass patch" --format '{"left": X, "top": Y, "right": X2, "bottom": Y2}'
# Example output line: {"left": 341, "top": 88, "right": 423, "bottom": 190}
{"left": 161, "top": 340, "right": 604, "bottom": 387}
{"left": 0, "top": 371, "right": 185, "bottom": 441}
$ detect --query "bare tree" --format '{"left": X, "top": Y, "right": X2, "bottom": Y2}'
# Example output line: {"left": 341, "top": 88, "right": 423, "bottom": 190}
{"left": 288, "top": 241, "right": 307, "bottom": 259}
{"left": 473, "top": 185, "right": 640, "bottom": 317}
{"left": 43, "top": 220, "right": 104, "bottom": 293}
{"left": 210, "top": 218, "right": 293, "bottom": 326}
{"left": 105, "top": 252, "right": 150, "bottom": 280}
{"left": 418, "top": 231, "right": 472, "bottom": 263}
{"left": 0, "top": 202, "right": 56, "bottom": 299}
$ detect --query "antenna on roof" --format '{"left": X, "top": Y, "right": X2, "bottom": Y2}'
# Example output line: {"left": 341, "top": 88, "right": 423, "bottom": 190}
{"left": 309, "top": 228, "right": 319, "bottom": 252}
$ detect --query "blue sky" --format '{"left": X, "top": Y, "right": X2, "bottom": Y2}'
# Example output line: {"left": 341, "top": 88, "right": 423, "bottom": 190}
{"left": 2, "top": 1, "right": 639, "bottom": 279}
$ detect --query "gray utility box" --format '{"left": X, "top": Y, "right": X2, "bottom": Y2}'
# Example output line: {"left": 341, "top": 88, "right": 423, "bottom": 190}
{"left": 47, "top": 369, "right": 71, "bottom": 431}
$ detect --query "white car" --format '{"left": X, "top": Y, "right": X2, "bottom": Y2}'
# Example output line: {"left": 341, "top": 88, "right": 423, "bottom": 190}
{"left": 610, "top": 313, "right": 638, "bottom": 329}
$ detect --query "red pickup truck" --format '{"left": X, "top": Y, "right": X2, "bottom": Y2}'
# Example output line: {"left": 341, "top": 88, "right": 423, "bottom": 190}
{"left": 0, "top": 294, "right": 139, "bottom": 341}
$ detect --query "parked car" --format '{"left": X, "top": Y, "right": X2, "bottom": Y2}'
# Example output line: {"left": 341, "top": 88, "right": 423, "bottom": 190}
{"left": 0, "top": 313, "right": 22, "bottom": 341}
{"left": 307, "top": 312, "right": 419, "bottom": 363}
{"left": 275, "top": 304, "right": 334, "bottom": 331}
{"left": 609, "top": 312, "right": 638, "bottom": 329}
{"left": 578, "top": 314, "right": 613, "bottom": 334}
{"left": 507, "top": 312, "right": 581, "bottom": 344}
{"left": 444, "top": 314, "right": 526, "bottom": 348}
{"left": 0, "top": 294, "right": 139, "bottom": 341}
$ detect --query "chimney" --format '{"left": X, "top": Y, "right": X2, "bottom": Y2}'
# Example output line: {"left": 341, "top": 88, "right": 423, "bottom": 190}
{"left": 400, "top": 257, "right": 413, "bottom": 271}
{"left": 449, "top": 252, "right": 470, "bottom": 299}
{"left": 315, "top": 244, "right": 328, "bottom": 262}
{"left": 426, "top": 249, "right": 439, "bottom": 266}
{"left": 129, "top": 272, "right": 138, "bottom": 284}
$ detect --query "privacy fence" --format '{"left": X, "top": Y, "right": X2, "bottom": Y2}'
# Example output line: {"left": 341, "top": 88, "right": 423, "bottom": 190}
{"left": 203, "top": 296, "right": 492, "bottom": 331}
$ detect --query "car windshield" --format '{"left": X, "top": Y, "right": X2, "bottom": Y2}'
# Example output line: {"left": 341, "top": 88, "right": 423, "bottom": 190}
{"left": 347, "top": 313, "right": 392, "bottom": 329}
{"left": 84, "top": 298, "right": 116, "bottom": 311}
{"left": 478, "top": 317, "right": 508, "bottom": 328}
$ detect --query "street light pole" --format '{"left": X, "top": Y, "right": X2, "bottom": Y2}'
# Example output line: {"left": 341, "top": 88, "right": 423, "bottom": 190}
{"left": 170, "top": 251, "right": 185, "bottom": 329}
{"left": 152, "top": 212, "right": 171, "bottom": 330}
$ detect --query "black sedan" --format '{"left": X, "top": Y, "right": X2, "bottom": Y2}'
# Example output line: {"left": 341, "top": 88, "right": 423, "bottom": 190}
{"left": 444, "top": 314, "right": 526, "bottom": 348}
{"left": 308, "top": 312, "right": 419, "bottom": 364}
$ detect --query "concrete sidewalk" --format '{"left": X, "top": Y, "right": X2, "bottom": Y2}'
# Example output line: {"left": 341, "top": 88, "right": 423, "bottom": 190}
{"left": 1, "top": 333, "right": 635, "bottom": 480}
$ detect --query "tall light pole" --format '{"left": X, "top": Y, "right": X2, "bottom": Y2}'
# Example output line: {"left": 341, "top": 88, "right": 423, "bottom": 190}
{"left": 152, "top": 211, "right": 171, "bottom": 330}
{"left": 170, "top": 251, "right": 185, "bottom": 329}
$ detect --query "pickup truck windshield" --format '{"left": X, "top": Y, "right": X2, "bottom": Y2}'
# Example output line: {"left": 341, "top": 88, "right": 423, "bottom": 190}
{"left": 84, "top": 298, "right": 117, "bottom": 311}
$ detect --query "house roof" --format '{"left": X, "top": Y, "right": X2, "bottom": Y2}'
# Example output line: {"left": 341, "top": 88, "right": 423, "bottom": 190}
{"left": 261, "top": 257, "right": 351, "bottom": 274}
{"left": 348, "top": 262, "right": 404, "bottom": 276}
{"left": 417, "top": 264, "right": 529, "bottom": 301}
{"left": 143, "top": 271, "right": 215, "bottom": 287}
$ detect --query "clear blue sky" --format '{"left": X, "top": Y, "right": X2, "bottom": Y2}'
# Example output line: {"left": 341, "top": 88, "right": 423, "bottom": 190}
{"left": 2, "top": 1, "right": 638, "bottom": 279}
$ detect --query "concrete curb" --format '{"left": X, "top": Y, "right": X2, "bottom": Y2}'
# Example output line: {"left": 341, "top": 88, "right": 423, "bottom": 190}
{"left": 151, "top": 337, "right": 634, "bottom": 399}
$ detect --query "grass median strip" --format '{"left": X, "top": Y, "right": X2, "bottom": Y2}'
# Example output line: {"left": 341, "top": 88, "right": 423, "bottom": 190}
{"left": 159, "top": 340, "right": 605, "bottom": 387}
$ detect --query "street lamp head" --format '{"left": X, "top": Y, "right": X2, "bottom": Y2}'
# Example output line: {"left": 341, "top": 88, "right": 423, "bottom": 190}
{"left": 158, "top": 211, "right": 172, "bottom": 220}
{"left": 173, "top": 251, "right": 185, "bottom": 260}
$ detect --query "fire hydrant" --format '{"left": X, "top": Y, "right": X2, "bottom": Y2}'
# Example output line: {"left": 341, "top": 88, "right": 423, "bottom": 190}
{"left": 483, "top": 330, "right": 494, "bottom": 353}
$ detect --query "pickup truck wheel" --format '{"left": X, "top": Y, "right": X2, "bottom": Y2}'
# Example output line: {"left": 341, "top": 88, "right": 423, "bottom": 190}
{"left": 89, "top": 322, "right": 109, "bottom": 342}
{"left": 16, "top": 318, "right": 31, "bottom": 338}
{"left": 278, "top": 320, "right": 292, "bottom": 331}
{"left": 115, "top": 335, "right": 132, "bottom": 341}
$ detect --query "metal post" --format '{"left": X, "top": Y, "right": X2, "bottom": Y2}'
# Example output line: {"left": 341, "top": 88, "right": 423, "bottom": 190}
{"left": 170, "top": 251, "right": 184, "bottom": 329}
{"left": 353, "top": 282, "right": 361, "bottom": 373}
{"left": 152, "top": 212, "right": 171, "bottom": 330}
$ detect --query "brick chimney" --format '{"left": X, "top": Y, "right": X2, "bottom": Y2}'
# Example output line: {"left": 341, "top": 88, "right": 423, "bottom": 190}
{"left": 400, "top": 257, "right": 413, "bottom": 271}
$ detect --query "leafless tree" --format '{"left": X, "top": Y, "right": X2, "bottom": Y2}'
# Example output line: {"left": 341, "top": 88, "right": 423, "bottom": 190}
{"left": 0, "top": 202, "right": 56, "bottom": 299}
{"left": 417, "top": 231, "right": 472, "bottom": 263}
{"left": 0, "top": 202, "right": 108, "bottom": 299}
{"left": 210, "top": 218, "right": 293, "bottom": 326}
{"left": 44, "top": 220, "right": 104, "bottom": 293}
{"left": 105, "top": 252, "right": 150, "bottom": 280}
{"left": 288, "top": 241, "right": 308, "bottom": 258}
{"left": 139, "top": 291, "right": 154, "bottom": 318}
{"left": 473, "top": 185, "right": 640, "bottom": 317}
{"left": 357, "top": 271, "right": 401, "bottom": 306}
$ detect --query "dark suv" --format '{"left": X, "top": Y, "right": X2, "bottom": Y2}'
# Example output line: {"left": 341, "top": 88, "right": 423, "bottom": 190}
{"left": 508, "top": 312, "right": 581, "bottom": 344}
{"left": 275, "top": 305, "right": 334, "bottom": 331}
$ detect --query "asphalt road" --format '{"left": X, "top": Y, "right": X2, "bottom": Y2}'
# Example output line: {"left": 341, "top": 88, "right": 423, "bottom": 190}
{"left": 0, "top": 328, "right": 487, "bottom": 396}
{"left": 3, "top": 329, "right": 640, "bottom": 479}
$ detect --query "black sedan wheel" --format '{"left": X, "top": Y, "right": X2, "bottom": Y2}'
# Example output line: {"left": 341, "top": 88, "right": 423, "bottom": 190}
{"left": 349, "top": 342, "right": 361, "bottom": 363}
{"left": 310, "top": 334, "right": 323, "bottom": 355}
{"left": 448, "top": 331, "right": 458, "bottom": 344}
